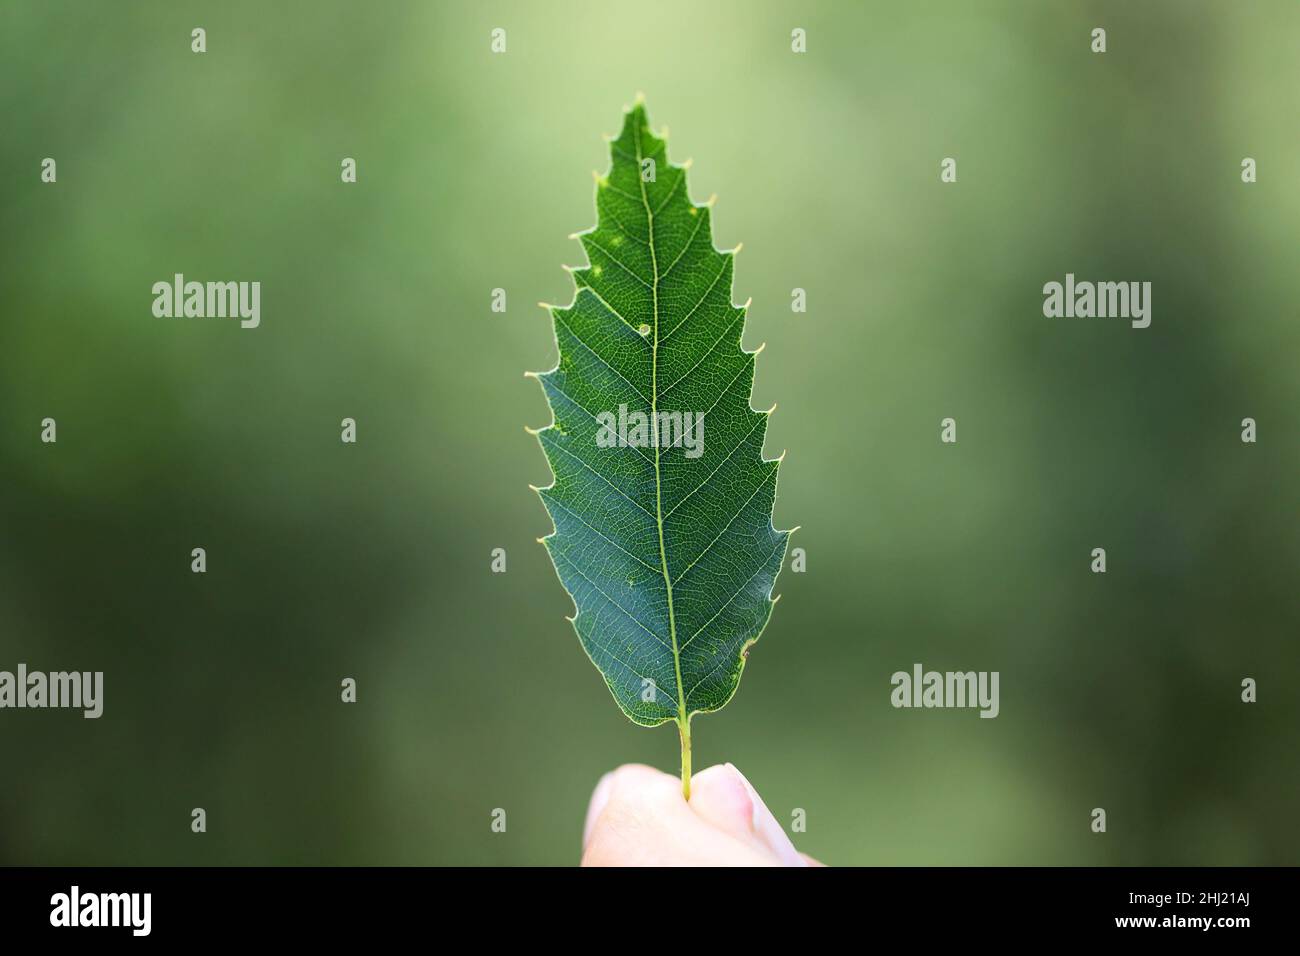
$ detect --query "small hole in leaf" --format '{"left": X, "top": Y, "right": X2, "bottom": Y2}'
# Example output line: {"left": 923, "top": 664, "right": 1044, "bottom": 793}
{"left": 638, "top": 324, "right": 651, "bottom": 336}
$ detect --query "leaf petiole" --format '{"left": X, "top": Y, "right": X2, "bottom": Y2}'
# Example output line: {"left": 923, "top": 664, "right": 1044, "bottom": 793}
{"left": 678, "top": 717, "right": 692, "bottom": 800}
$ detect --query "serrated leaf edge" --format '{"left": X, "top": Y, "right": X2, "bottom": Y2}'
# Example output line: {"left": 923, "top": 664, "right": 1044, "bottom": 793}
{"left": 526, "top": 99, "right": 794, "bottom": 730}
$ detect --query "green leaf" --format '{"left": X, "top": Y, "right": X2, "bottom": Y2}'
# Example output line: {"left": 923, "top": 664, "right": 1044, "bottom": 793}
{"left": 530, "top": 98, "right": 791, "bottom": 795}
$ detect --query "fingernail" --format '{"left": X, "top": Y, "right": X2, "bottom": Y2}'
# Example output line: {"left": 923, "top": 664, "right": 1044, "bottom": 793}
{"left": 583, "top": 772, "right": 614, "bottom": 851}
{"left": 726, "top": 762, "right": 807, "bottom": 867}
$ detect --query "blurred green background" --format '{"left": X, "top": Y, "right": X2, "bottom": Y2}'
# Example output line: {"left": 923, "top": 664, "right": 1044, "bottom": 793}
{"left": 1, "top": 0, "right": 1297, "bottom": 865}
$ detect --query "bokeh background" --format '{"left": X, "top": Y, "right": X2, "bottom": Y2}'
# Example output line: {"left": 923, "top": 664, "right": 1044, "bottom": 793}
{"left": 1, "top": 0, "right": 1296, "bottom": 866}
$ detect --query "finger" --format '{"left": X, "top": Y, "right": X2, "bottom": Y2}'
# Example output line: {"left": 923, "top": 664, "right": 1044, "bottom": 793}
{"left": 603, "top": 763, "right": 682, "bottom": 805}
{"left": 581, "top": 764, "right": 685, "bottom": 863}
{"left": 582, "top": 772, "right": 614, "bottom": 851}
{"left": 582, "top": 763, "right": 776, "bottom": 866}
{"left": 726, "top": 763, "right": 808, "bottom": 867}
{"left": 687, "top": 764, "right": 756, "bottom": 839}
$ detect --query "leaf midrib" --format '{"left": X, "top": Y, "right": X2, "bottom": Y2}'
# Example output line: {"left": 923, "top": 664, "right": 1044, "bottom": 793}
{"left": 635, "top": 120, "right": 688, "bottom": 727}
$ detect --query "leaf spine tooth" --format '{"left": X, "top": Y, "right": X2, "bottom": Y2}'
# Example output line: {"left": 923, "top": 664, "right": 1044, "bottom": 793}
{"left": 789, "top": 525, "right": 802, "bottom": 535}
{"left": 775, "top": 448, "right": 788, "bottom": 462}
{"left": 537, "top": 301, "right": 556, "bottom": 311}
{"left": 763, "top": 402, "right": 778, "bottom": 415}
{"left": 524, "top": 424, "right": 546, "bottom": 436}
{"left": 731, "top": 242, "right": 744, "bottom": 255}
{"left": 704, "top": 194, "right": 717, "bottom": 207}
{"left": 633, "top": 90, "right": 646, "bottom": 105}
{"left": 743, "top": 296, "right": 753, "bottom": 309}
{"left": 771, "top": 593, "right": 783, "bottom": 605}
{"left": 751, "top": 341, "right": 766, "bottom": 357}
{"left": 680, "top": 157, "right": 693, "bottom": 169}
{"left": 523, "top": 370, "right": 542, "bottom": 380}
{"left": 565, "top": 614, "right": 577, "bottom": 623}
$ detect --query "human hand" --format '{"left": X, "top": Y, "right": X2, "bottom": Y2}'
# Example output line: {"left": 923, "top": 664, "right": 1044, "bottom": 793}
{"left": 581, "top": 762, "right": 823, "bottom": 866}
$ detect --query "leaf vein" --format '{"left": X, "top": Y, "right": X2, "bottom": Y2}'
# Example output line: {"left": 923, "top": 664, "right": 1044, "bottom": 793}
{"left": 545, "top": 495, "right": 661, "bottom": 575}
{"left": 555, "top": 309, "right": 653, "bottom": 407}
{"left": 670, "top": 468, "right": 774, "bottom": 588}
{"left": 554, "top": 551, "right": 670, "bottom": 652}
{"left": 659, "top": 256, "right": 729, "bottom": 345}
{"left": 679, "top": 533, "right": 786, "bottom": 654}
